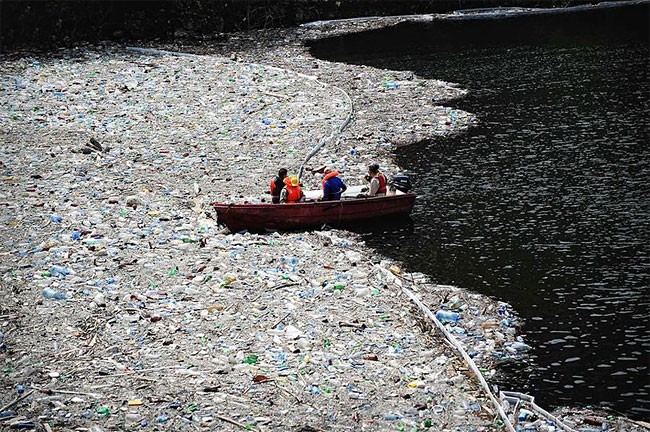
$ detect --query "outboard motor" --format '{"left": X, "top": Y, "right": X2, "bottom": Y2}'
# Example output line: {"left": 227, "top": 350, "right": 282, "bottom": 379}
{"left": 390, "top": 173, "right": 412, "bottom": 193}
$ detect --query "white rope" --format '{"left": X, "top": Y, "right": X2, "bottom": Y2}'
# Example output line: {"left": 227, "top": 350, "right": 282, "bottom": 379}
{"left": 296, "top": 82, "right": 353, "bottom": 182}
{"left": 500, "top": 391, "right": 577, "bottom": 432}
{"left": 376, "top": 265, "right": 517, "bottom": 431}
{"left": 377, "top": 264, "right": 584, "bottom": 431}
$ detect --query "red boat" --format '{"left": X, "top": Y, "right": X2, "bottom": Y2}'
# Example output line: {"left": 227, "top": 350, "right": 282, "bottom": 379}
{"left": 212, "top": 190, "right": 416, "bottom": 232}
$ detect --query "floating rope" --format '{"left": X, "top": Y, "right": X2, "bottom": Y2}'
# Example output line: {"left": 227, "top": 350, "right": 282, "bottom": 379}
{"left": 377, "top": 265, "right": 516, "bottom": 431}
{"left": 297, "top": 83, "right": 353, "bottom": 183}
{"left": 500, "top": 391, "right": 577, "bottom": 432}
{"left": 377, "top": 264, "right": 583, "bottom": 431}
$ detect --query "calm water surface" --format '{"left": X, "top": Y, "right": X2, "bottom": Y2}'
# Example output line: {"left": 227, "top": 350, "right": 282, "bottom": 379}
{"left": 318, "top": 30, "right": 650, "bottom": 418}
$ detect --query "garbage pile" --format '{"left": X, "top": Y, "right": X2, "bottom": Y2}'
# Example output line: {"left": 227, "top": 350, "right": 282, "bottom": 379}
{"left": 0, "top": 219, "right": 526, "bottom": 431}
{"left": 1, "top": 25, "right": 646, "bottom": 432}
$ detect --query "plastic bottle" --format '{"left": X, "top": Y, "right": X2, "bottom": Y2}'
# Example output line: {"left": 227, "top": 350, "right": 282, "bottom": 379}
{"left": 449, "top": 326, "right": 466, "bottom": 335}
{"left": 510, "top": 341, "right": 531, "bottom": 352}
{"left": 281, "top": 256, "right": 298, "bottom": 266}
{"left": 49, "top": 265, "right": 70, "bottom": 277}
{"left": 435, "top": 310, "right": 460, "bottom": 323}
{"left": 42, "top": 288, "right": 67, "bottom": 300}
{"left": 0, "top": 410, "right": 17, "bottom": 420}
{"left": 8, "top": 422, "right": 35, "bottom": 429}
{"left": 518, "top": 408, "right": 534, "bottom": 421}
{"left": 96, "top": 405, "right": 111, "bottom": 416}
{"left": 280, "top": 256, "right": 298, "bottom": 273}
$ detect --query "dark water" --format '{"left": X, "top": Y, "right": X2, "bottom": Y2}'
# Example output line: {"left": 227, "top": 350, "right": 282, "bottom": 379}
{"left": 309, "top": 3, "right": 650, "bottom": 420}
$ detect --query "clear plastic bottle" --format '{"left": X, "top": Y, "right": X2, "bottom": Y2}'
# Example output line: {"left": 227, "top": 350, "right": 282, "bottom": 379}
{"left": 42, "top": 288, "right": 67, "bottom": 300}
{"left": 281, "top": 256, "right": 298, "bottom": 266}
{"left": 49, "top": 265, "right": 70, "bottom": 277}
{"left": 435, "top": 309, "right": 460, "bottom": 323}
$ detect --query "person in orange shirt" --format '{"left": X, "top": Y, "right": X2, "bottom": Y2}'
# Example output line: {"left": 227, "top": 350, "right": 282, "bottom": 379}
{"left": 280, "top": 176, "right": 305, "bottom": 203}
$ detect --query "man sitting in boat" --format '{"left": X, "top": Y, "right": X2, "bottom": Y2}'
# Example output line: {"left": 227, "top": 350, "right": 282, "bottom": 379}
{"left": 363, "top": 163, "right": 388, "bottom": 197}
{"left": 321, "top": 168, "right": 347, "bottom": 201}
{"left": 280, "top": 176, "right": 305, "bottom": 203}
{"left": 270, "top": 168, "right": 288, "bottom": 204}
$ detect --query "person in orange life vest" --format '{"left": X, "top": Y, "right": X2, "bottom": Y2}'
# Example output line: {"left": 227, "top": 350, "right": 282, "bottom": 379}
{"left": 321, "top": 168, "right": 347, "bottom": 201}
{"left": 270, "top": 168, "right": 287, "bottom": 204}
{"left": 280, "top": 176, "right": 305, "bottom": 203}
{"left": 364, "top": 163, "right": 388, "bottom": 197}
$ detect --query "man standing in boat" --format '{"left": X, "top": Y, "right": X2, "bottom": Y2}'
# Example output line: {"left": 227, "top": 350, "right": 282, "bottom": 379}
{"left": 270, "top": 168, "right": 287, "bottom": 204}
{"left": 321, "top": 168, "right": 347, "bottom": 201}
{"left": 364, "top": 163, "right": 388, "bottom": 197}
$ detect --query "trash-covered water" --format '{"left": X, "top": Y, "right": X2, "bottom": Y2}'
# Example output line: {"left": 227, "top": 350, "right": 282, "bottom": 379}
{"left": 309, "top": 3, "right": 650, "bottom": 421}
{"left": 2, "top": 41, "right": 538, "bottom": 431}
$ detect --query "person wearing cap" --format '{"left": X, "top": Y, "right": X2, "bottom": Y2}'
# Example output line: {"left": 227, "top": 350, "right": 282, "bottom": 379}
{"left": 364, "top": 163, "right": 388, "bottom": 197}
{"left": 280, "top": 176, "right": 305, "bottom": 203}
{"left": 270, "top": 168, "right": 287, "bottom": 204}
{"left": 321, "top": 168, "right": 347, "bottom": 201}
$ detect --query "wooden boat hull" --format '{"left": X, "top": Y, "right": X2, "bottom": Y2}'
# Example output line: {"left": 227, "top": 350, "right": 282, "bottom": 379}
{"left": 212, "top": 193, "right": 416, "bottom": 232}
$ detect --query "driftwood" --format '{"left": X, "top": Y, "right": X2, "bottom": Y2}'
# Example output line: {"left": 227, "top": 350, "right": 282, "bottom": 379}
{"left": 0, "top": 389, "right": 35, "bottom": 412}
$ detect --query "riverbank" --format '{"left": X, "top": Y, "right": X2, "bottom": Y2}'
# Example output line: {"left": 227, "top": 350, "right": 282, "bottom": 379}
{"left": 1, "top": 19, "right": 647, "bottom": 432}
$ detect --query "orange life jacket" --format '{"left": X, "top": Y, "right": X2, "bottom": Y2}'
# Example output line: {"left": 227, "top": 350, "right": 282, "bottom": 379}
{"left": 377, "top": 173, "right": 387, "bottom": 194}
{"left": 270, "top": 177, "right": 284, "bottom": 197}
{"left": 321, "top": 170, "right": 339, "bottom": 187}
{"left": 283, "top": 177, "right": 302, "bottom": 203}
